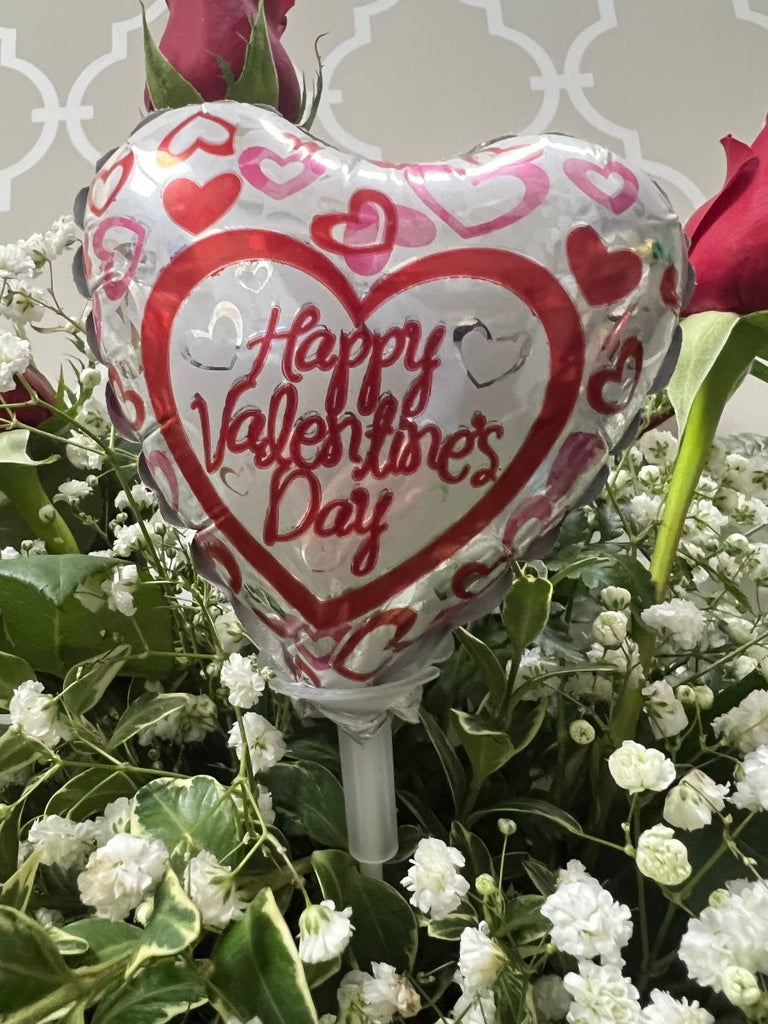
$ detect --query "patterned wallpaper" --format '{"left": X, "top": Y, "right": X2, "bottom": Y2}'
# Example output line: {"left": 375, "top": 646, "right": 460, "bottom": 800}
{"left": 2, "top": 0, "right": 768, "bottom": 428}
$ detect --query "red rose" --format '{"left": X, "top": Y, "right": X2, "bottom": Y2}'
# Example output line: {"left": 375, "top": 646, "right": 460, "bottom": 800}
{"left": 0, "top": 367, "right": 55, "bottom": 429}
{"left": 156, "top": 0, "right": 301, "bottom": 122}
{"left": 684, "top": 118, "right": 768, "bottom": 315}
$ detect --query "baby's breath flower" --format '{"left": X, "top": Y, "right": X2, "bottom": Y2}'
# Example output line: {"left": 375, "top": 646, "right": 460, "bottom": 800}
{"left": 635, "top": 825, "right": 691, "bottom": 885}
{"left": 542, "top": 869, "right": 633, "bottom": 965}
{"left": 600, "top": 586, "right": 631, "bottom": 610}
{"left": 592, "top": 610, "right": 628, "bottom": 647}
{"left": 401, "top": 837, "right": 470, "bottom": 920}
{"left": 608, "top": 740, "right": 675, "bottom": 794}
{"left": 451, "top": 989, "right": 496, "bottom": 1024}
{"left": 26, "top": 815, "right": 96, "bottom": 870}
{"left": 298, "top": 900, "right": 354, "bottom": 964}
{"left": 102, "top": 564, "right": 138, "bottom": 617}
{"left": 66, "top": 430, "right": 104, "bottom": 471}
{"left": 227, "top": 712, "right": 286, "bottom": 772}
{"left": 713, "top": 689, "right": 768, "bottom": 752}
{"left": 78, "top": 833, "right": 167, "bottom": 920}
{"left": 139, "top": 694, "right": 218, "bottom": 746}
{"left": 0, "top": 242, "right": 35, "bottom": 281}
{"left": 569, "top": 719, "right": 596, "bottom": 745}
{"left": 114, "top": 483, "right": 156, "bottom": 512}
{"left": 220, "top": 653, "right": 266, "bottom": 709}
{"left": 54, "top": 479, "right": 92, "bottom": 505}
{"left": 563, "top": 961, "right": 641, "bottom": 1024}
{"left": 457, "top": 923, "right": 506, "bottom": 994}
{"left": 642, "top": 680, "right": 688, "bottom": 738}
{"left": 9, "top": 679, "right": 69, "bottom": 749}
{"left": 0, "top": 330, "right": 30, "bottom": 391}
{"left": 184, "top": 850, "right": 246, "bottom": 929}
{"left": 641, "top": 598, "right": 707, "bottom": 650}
{"left": 640, "top": 989, "right": 713, "bottom": 1024}
{"left": 722, "top": 965, "right": 762, "bottom": 1008}
{"left": 732, "top": 745, "right": 768, "bottom": 811}
{"left": 664, "top": 769, "right": 728, "bottom": 830}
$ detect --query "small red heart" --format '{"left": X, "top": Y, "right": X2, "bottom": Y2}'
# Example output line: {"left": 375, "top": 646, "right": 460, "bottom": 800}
{"left": 162, "top": 174, "right": 242, "bottom": 235}
{"left": 661, "top": 264, "right": 679, "bottom": 308}
{"left": 567, "top": 225, "right": 642, "bottom": 306}
{"left": 88, "top": 152, "right": 135, "bottom": 216}
{"left": 310, "top": 189, "right": 398, "bottom": 258}
{"left": 587, "top": 336, "right": 643, "bottom": 414}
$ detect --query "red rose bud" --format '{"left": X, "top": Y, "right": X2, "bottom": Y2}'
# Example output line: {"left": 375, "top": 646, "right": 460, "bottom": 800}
{"left": 684, "top": 118, "right": 768, "bottom": 315}
{"left": 0, "top": 367, "right": 56, "bottom": 429}
{"left": 155, "top": 0, "right": 301, "bottom": 121}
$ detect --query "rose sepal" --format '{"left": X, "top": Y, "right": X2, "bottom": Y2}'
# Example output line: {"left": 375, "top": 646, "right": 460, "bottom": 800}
{"left": 651, "top": 311, "right": 768, "bottom": 598}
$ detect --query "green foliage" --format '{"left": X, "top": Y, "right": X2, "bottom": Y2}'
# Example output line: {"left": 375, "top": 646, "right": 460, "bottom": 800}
{"left": 209, "top": 887, "right": 318, "bottom": 1024}
{"left": 311, "top": 849, "right": 418, "bottom": 972}
{"left": 266, "top": 760, "right": 348, "bottom": 848}
{"left": 128, "top": 870, "right": 201, "bottom": 973}
{"left": 141, "top": 4, "right": 203, "bottom": 108}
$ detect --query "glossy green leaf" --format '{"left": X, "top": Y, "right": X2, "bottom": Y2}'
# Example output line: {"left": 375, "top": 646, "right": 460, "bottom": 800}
{"left": 469, "top": 797, "right": 583, "bottom": 835}
{"left": 142, "top": 4, "right": 203, "bottom": 108}
{"left": 668, "top": 311, "right": 740, "bottom": 435}
{"left": 0, "top": 429, "right": 57, "bottom": 467}
{"left": 46, "top": 769, "right": 137, "bottom": 821}
{"left": 266, "top": 761, "right": 347, "bottom": 849}
{"left": 132, "top": 775, "right": 241, "bottom": 868}
{"left": 0, "top": 554, "right": 117, "bottom": 606}
{"left": 226, "top": 6, "right": 279, "bottom": 105}
{"left": 522, "top": 858, "right": 556, "bottom": 897}
{"left": 502, "top": 574, "right": 553, "bottom": 656}
{"left": 0, "top": 906, "right": 74, "bottom": 1013}
{"left": 0, "top": 850, "right": 40, "bottom": 911}
{"left": 209, "top": 887, "right": 318, "bottom": 1024}
{"left": 494, "top": 970, "right": 530, "bottom": 1023}
{"left": 427, "top": 909, "right": 476, "bottom": 942}
{"left": 452, "top": 710, "right": 515, "bottom": 784}
{"left": 420, "top": 709, "right": 468, "bottom": 812}
{"left": 449, "top": 821, "right": 494, "bottom": 883}
{"left": 311, "top": 849, "right": 417, "bottom": 972}
{"left": 503, "top": 894, "right": 548, "bottom": 946}
{"left": 47, "top": 927, "right": 90, "bottom": 957}
{"left": 0, "top": 728, "right": 49, "bottom": 776}
{"left": 0, "top": 652, "right": 35, "bottom": 707}
{"left": 62, "top": 645, "right": 130, "bottom": 716}
{"left": 302, "top": 954, "right": 341, "bottom": 990}
{"left": 108, "top": 694, "right": 189, "bottom": 751}
{"left": 129, "top": 870, "right": 200, "bottom": 973}
{"left": 93, "top": 959, "right": 206, "bottom": 1024}
{"left": 455, "top": 627, "right": 506, "bottom": 708}
{"left": 63, "top": 919, "right": 142, "bottom": 965}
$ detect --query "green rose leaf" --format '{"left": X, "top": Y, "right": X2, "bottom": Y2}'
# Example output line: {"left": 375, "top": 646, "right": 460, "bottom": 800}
{"left": 209, "top": 887, "right": 318, "bottom": 1024}
{"left": 128, "top": 870, "right": 201, "bottom": 974}
{"left": 62, "top": 645, "right": 131, "bottom": 717}
{"left": 0, "top": 906, "right": 74, "bottom": 1014}
{"left": 502, "top": 573, "right": 553, "bottom": 656}
{"left": 266, "top": 760, "right": 348, "bottom": 849}
{"left": 311, "top": 848, "right": 417, "bottom": 972}
{"left": 63, "top": 919, "right": 142, "bottom": 964}
{"left": 92, "top": 959, "right": 207, "bottom": 1024}
{"left": 667, "top": 311, "right": 741, "bottom": 435}
{"left": 0, "top": 554, "right": 117, "bottom": 606}
{"left": 46, "top": 768, "right": 137, "bottom": 821}
{"left": 131, "top": 775, "right": 241, "bottom": 869}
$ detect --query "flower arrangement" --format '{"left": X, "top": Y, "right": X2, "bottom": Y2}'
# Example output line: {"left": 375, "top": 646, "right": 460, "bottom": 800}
{"left": 3, "top": 6, "right": 768, "bottom": 1024}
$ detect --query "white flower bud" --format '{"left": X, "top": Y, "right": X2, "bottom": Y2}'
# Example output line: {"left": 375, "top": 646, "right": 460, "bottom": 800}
{"left": 693, "top": 685, "right": 714, "bottom": 709}
{"left": 81, "top": 367, "right": 102, "bottom": 388}
{"left": 569, "top": 719, "right": 596, "bottom": 745}
{"left": 722, "top": 965, "right": 761, "bottom": 1008}
{"left": 676, "top": 684, "right": 697, "bottom": 705}
{"left": 635, "top": 825, "right": 691, "bottom": 885}
{"left": 38, "top": 504, "right": 55, "bottom": 523}
{"left": 600, "top": 586, "right": 631, "bottom": 610}
{"left": 663, "top": 769, "right": 728, "bottom": 830}
{"left": 475, "top": 873, "right": 497, "bottom": 898}
{"left": 497, "top": 818, "right": 517, "bottom": 836}
{"left": 608, "top": 740, "right": 675, "bottom": 794}
{"left": 592, "top": 610, "right": 628, "bottom": 647}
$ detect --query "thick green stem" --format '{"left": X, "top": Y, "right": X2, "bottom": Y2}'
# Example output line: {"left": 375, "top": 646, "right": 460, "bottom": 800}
{"left": 0, "top": 463, "right": 78, "bottom": 553}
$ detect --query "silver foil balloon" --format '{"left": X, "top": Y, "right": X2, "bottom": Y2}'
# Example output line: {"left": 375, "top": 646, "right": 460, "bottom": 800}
{"left": 79, "top": 101, "right": 687, "bottom": 726}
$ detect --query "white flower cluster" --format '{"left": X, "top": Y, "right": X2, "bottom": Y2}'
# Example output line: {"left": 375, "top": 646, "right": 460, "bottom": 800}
{"left": 220, "top": 653, "right": 267, "bottom": 709}
{"left": 334, "top": 962, "right": 420, "bottom": 1023}
{"left": 137, "top": 693, "right": 218, "bottom": 747}
{"left": 400, "top": 837, "right": 470, "bottom": 920}
{"left": 541, "top": 860, "right": 632, "bottom": 965}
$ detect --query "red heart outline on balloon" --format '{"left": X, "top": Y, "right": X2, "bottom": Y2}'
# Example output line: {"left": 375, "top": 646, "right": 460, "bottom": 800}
{"left": 157, "top": 111, "right": 237, "bottom": 165}
{"left": 405, "top": 151, "right": 549, "bottom": 238}
{"left": 587, "top": 336, "right": 643, "bottom": 414}
{"left": 88, "top": 152, "right": 135, "bottom": 217}
{"left": 310, "top": 189, "right": 399, "bottom": 258}
{"left": 239, "top": 142, "right": 325, "bottom": 199}
{"left": 141, "top": 230, "right": 584, "bottom": 628}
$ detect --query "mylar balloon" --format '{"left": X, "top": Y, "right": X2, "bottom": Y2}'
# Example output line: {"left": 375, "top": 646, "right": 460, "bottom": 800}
{"left": 78, "top": 102, "right": 687, "bottom": 715}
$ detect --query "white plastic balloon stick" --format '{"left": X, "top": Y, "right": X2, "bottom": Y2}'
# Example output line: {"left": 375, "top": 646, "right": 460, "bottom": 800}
{"left": 338, "top": 718, "right": 397, "bottom": 880}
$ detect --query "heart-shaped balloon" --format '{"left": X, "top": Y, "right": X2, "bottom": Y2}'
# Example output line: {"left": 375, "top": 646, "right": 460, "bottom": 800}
{"left": 80, "top": 102, "right": 687, "bottom": 701}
